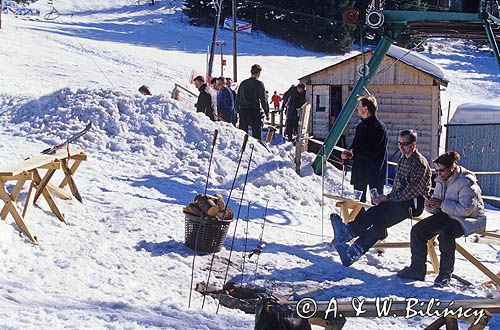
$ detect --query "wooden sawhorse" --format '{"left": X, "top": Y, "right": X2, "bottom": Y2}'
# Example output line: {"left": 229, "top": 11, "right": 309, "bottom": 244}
{"left": 0, "top": 148, "right": 87, "bottom": 243}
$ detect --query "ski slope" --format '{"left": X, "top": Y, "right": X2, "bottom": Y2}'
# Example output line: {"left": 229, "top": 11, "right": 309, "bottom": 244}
{"left": 0, "top": 1, "right": 499, "bottom": 329}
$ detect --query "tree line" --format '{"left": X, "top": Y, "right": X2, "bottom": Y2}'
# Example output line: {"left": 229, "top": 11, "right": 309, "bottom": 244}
{"left": 183, "top": 0, "right": 429, "bottom": 54}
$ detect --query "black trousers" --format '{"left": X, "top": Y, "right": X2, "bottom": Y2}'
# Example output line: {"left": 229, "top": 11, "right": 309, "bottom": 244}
{"left": 348, "top": 197, "right": 424, "bottom": 252}
{"left": 410, "top": 212, "right": 464, "bottom": 273}
{"left": 239, "top": 110, "right": 262, "bottom": 140}
{"left": 354, "top": 182, "right": 384, "bottom": 203}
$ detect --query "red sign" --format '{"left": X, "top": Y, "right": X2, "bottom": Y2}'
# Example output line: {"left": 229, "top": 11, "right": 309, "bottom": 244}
{"left": 222, "top": 59, "right": 227, "bottom": 66}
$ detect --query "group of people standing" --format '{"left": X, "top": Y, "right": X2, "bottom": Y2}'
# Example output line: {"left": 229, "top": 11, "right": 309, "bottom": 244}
{"left": 194, "top": 64, "right": 307, "bottom": 142}
{"left": 193, "top": 75, "right": 236, "bottom": 125}
{"left": 332, "top": 95, "right": 487, "bottom": 288}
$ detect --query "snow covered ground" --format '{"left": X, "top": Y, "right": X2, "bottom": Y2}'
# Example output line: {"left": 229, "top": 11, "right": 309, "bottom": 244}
{"left": 0, "top": 1, "right": 499, "bottom": 329}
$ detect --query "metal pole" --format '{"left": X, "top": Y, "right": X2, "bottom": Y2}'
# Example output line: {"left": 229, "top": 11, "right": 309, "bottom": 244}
{"left": 232, "top": 0, "right": 237, "bottom": 82}
{"left": 312, "top": 36, "right": 393, "bottom": 174}
{"left": 208, "top": 0, "right": 223, "bottom": 78}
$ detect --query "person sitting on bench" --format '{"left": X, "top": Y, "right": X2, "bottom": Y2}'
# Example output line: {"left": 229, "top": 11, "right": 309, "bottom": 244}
{"left": 332, "top": 129, "right": 432, "bottom": 267}
{"left": 397, "top": 151, "right": 487, "bottom": 287}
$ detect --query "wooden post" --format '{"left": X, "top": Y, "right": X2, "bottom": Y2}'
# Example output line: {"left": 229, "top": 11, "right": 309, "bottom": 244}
{"left": 279, "top": 109, "right": 284, "bottom": 136}
{"left": 295, "top": 107, "right": 303, "bottom": 174}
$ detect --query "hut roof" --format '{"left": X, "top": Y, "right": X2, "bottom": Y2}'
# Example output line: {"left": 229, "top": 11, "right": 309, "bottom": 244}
{"left": 300, "top": 44, "right": 448, "bottom": 86}
{"left": 448, "top": 103, "right": 500, "bottom": 126}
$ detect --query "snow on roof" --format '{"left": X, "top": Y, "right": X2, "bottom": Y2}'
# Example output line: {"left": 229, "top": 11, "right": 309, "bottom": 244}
{"left": 448, "top": 103, "right": 500, "bottom": 125}
{"left": 299, "top": 44, "right": 448, "bottom": 86}
{"left": 386, "top": 44, "right": 448, "bottom": 86}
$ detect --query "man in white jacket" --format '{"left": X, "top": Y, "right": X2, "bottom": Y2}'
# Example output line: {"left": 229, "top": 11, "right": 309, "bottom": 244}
{"left": 397, "top": 151, "right": 487, "bottom": 287}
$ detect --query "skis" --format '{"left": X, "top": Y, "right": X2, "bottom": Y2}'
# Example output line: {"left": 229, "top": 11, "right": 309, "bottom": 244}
{"left": 41, "top": 122, "right": 92, "bottom": 155}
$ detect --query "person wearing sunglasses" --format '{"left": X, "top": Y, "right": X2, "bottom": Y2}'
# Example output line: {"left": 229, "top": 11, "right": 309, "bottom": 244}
{"left": 340, "top": 95, "right": 388, "bottom": 202}
{"left": 398, "top": 151, "right": 486, "bottom": 287}
{"left": 333, "top": 129, "right": 432, "bottom": 267}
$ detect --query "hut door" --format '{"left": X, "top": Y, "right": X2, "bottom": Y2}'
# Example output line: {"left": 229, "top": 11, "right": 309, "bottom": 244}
{"left": 311, "top": 85, "right": 330, "bottom": 139}
{"left": 330, "top": 86, "right": 342, "bottom": 128}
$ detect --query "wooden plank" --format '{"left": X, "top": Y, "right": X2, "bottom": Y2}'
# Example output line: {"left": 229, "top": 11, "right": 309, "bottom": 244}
{"left": 0, "top": 148, "right": 84, "bottom": 177}
{"left": 38, "top": 161, "right": 61, "bottom": 170}
{"left": 47, "top": 183, "right": 72, "bottom": 200}
{"left": 456, "top": 243, "right": 500, "bottom": 287}
{"left": 0, "top": 180, "right": 37, "bottom": 244}
{"left": 373, "top": 242, "right": 411, "bottom": 248}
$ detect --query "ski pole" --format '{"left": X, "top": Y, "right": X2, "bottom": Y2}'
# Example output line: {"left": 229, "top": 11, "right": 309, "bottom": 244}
{"left": 201, "top": 134, "right": 248, "bottom": 309}
{"left": 204, "top": 129, "right": 218, "bottom": 195}
{"left": 253, "top": 201, "right": 268, "bottom": 284}
{"left": 240, "top": 201, "right": 251, "bottom": 287}
{"left": 215, "top": 144, "right": 255, "bottom": 314}
{"left": 188, "top": 129, "right": 218, "bottom": 308}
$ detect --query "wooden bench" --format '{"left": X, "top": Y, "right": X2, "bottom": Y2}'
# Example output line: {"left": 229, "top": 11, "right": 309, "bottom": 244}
{"left": 281, "top": 298, "right": 500, "bottom": 330}
{"left": 324, "top": 193, "right": 500, "bottom": 287}
{"left": 0, "top": 148, "right": 87, "bottom": 243}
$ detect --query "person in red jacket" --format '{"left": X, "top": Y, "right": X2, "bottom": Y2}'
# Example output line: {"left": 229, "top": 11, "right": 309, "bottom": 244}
{"left": 270, "top": 91, "right": 282, "bottom": 111}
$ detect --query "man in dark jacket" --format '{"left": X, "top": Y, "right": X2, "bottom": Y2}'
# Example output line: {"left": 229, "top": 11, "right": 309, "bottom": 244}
{"left": 332, "top": 130, "right": 432, "bottom": 267}
{"left": 216, "top": 77, "right": 236, "bottom": 125}
{"left": 341, "top": 96, "right": 387, "bottom": 202}
{"left": 236, "top": 64, "right": 269, "bottom": 139}
{"left": 193, "top": 75, "right": 215, "bottom": 121}
{"left": 284, "top": 83, "right": 306, "bottom": 142}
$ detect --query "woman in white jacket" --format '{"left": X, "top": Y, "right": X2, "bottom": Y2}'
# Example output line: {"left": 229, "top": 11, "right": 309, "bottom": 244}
{"left": 397, "top": 151, "right": 486, "bottom": 287}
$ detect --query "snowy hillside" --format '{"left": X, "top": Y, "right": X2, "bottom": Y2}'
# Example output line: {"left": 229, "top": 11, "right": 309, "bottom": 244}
{"left": 0, "top": 1, "right": 499, "bottom": 329}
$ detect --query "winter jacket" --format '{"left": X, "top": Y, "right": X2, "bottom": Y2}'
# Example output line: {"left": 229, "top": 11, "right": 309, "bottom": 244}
{"left": 217, "top": 87, "right": 236, "bottom": 125}
{"left": 349, "top": 116, "right": 388, "bottom": 188}
{"left": 206, "top": 86, "right": 218, "bottom": 117}
{"left": 271, "top": 94, "right": 282, "bottom": 107}
{"left": 195, "top": 84, "right": 215, "bottom": 121}
{"left": 286, "top": 87, "right": 306, "bottom": 117}
{"left": 236, "top": 77, "right": 269, "bottom": 117}
{"left": 426, "top": 166, "right": 487, "bottom": 236}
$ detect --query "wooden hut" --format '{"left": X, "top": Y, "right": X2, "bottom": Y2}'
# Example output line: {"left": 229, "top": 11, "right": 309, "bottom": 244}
{"left": 299, "top": 45, "right": 448, "bottom": 162}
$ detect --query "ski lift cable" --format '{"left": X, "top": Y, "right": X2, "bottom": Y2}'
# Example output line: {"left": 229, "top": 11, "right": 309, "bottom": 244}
{"left": 374, "top": 37, "right": 428, "bottom": 77}
{"left": 74, "top": 38, "right": 115, "bottom": 88}
{"left": 240, "top": 0, "right": 345, "bottom": 25}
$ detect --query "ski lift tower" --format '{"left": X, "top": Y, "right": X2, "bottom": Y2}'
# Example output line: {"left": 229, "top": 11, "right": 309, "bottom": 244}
{"left": 313, "top": 0, "right": 500, "bottom": 174}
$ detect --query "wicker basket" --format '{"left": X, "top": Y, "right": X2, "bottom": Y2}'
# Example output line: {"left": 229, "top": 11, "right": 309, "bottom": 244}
{"left": 184, "top": 211, "right": 233, "bottom": 253}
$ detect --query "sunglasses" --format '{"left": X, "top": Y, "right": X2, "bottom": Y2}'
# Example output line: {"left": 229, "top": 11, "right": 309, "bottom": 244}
{"left": 436, "top": 168, "right": 448, "bottom": 173}
{"left": 396, "top": 141, "right": 412, "bottom": 147}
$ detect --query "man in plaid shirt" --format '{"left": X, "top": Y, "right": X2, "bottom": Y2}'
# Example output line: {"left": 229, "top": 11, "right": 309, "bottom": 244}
{"left": 332, "top": 130, "right": 431, "bottom": 267}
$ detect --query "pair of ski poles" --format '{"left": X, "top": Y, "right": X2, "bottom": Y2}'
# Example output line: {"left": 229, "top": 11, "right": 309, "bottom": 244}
{"left": 188, "top": 130, "right": 256, "bottom": 311}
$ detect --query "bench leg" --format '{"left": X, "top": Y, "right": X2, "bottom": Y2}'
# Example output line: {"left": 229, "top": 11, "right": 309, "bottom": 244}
{"left": 60, "top": 159, "right": 82, "bottom": 203}
{"left": 0, "top": 175, "right": 27, "bottom": 220}
{"left": 456, "top": 243, "right": 500, "bottom": 287}
{"left": 0, "top": 181, "right": 37, "bottom": 244}
{"left": 58, "top": 159, "right": 82, "bottom": 188}
{"left": 23, "top": 181, "right": 36, "bottom": 218}
{"left": 427, "top": 236, "right": 440, "bottom": 274}
{"left": 32, "top": 170, "right": 66, "bottom": 224}
{"left": 33, "top": 169, "right": 56, "bottom": 203}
